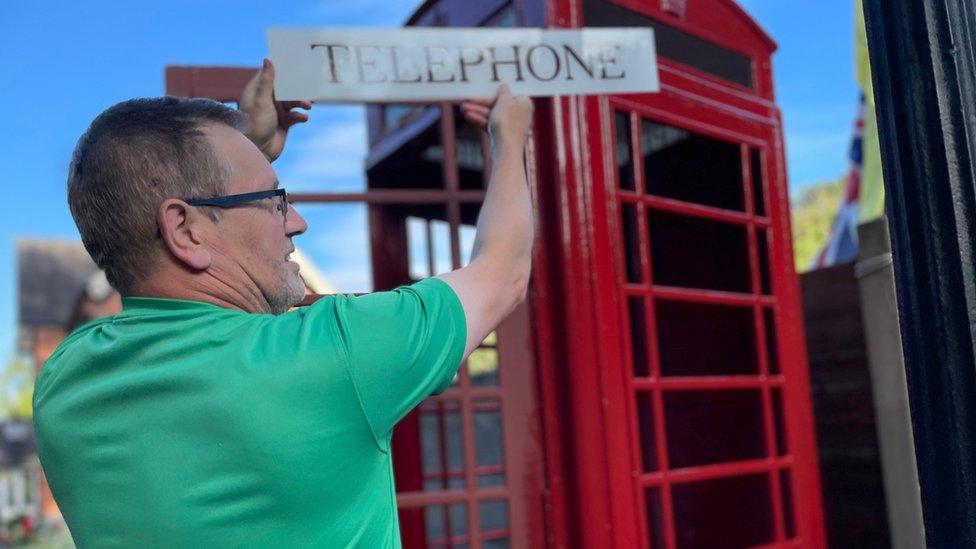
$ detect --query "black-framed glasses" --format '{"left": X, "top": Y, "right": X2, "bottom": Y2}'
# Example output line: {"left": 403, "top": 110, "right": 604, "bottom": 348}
{"left": 184, "top": 188, "right": 288, "bottom": 220}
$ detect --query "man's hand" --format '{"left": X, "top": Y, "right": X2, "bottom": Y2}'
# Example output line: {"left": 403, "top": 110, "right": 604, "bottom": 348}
{"left": 238, "top": 59, "right": 312, "bottom": 162}
{"left": 446, "top": 85, "right": 534, "bottom": 357}
{"left": 460, "top": 85, "right": 533, "bottom": 150}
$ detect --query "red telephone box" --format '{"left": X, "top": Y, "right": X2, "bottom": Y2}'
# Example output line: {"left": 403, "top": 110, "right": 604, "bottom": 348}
{"left": 167, "top": 0, "right": 826, "bottom": 547}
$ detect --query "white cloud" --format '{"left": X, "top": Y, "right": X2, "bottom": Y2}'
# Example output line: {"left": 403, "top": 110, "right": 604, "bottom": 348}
{"left": 276, "top": 107, "right": 368, "bottom": 192}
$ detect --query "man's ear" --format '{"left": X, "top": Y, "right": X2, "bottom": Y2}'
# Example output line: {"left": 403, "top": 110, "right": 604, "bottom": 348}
{"left": 157, "top": 199, "right": 214, "bottom": 271}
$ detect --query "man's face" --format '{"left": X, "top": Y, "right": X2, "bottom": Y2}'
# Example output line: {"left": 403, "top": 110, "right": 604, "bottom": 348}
{"left": 203, "top": 124, "right": 308, "bottom": 314}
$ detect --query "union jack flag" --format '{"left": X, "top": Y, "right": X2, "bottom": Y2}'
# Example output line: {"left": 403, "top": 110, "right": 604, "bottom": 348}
{"left": 811, "top": 93, "right": 865, "bottom": 269}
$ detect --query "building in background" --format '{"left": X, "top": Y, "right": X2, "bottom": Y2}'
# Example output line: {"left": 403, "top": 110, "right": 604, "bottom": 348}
{"left": 16, "top": 240, "right": 101, "bottom": 527}
{"left": 0, "top": 419, "right": 41, "bottom": 544}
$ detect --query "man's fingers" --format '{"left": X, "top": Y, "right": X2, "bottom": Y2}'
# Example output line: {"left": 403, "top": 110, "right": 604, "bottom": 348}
{"left": 461, "top": 103, "right": 491, "bottom": 129}
{"left": 461, "top": 103, "right": 491, "bottom": 118}
{"left": 464, "top": 114, "right": 489, "bottom": 128}
{"left": 280, "top": 100, "right": 312, "bottom": 111}
{"left": 287, "top": 111, "right": 310, "bottom": 124}
{"left": 461, "top": 102, "right": 491, "bottom": 115}
{"left": 285, "top": 111, "right": 309, "bottom": 123}
{"left": 464, "top": 115, "right": 489, "bottom": 126}
{"left": 279, "top": 108, "right": 310, "bottom": 130}
{"left": 255, "top": 58, "right": 275, "bottom": 102}
{"left": 464, "top": 98, "right": 494, "bottom": 108}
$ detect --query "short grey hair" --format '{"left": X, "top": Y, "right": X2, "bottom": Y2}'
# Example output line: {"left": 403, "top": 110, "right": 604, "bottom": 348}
{"left": 67, "top": 97, "right": 248, "bottom": 294}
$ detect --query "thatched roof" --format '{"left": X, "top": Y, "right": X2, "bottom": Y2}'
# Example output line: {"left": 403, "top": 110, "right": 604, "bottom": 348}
{"left": 17, "top": 239, "right": 98, "bottom": 327}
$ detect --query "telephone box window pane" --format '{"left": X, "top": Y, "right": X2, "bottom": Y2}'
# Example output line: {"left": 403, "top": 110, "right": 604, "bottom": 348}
{"left": 469, "top": 347, "right": 500, "bottom": 387}
{"left": 758, "top": 229, "right": 773, "bottom": 295}
{"left": 367, "top": 109, "right": 446, "bottom": 190}
{"left": 474, "top": 398, "right": 505, "bottom": 471}
{"left": 460, "top": 184, "right": 485, "bottom": 217}
{"left": 642, "top": 119, "right": 745, "bottom": 211}
{"left": 636, "top": 391, "right": 659, "bottom": 472}
{"left": 444, "top": 406, "right": 464, "bottom": 473}
{"left": 765, "top": 308, "right": 780, "bottom": 375}
{"left": 407, "top": 216, "right": 431, "bottom": 280}
{"left": 621, "top": 203, "right": 644, "bottom": 284}
{"left": 424, "top": 505, "right": 446, "bottom": 542}
{"left": 655, "top": 300, "right": 759, "bottom": 376}
{"left": 649, "top": 211, "right": 751, "bottom": 293}
{"left": 450, "top": 503, "right": 469, "bottom": 539}
{"left": 425, "top": 503, "right": 469, "bottom": 546}
{"left": 629, "top": 297, "right": 650, "bottom": 377}
{"left": 424, "top": 477, "right": 464, "bottom": 492}
{"left": 773, "top": 389, "right": 788, "bottom": 456}
{"left": 480, "top": 499, "right": 509, "bottom": 532}
{"left": 781, "top": 469, "right": 797, "bottom": 539}
{"left": 377, "top": 202, "right": 448, "bottom": 287}
{"left": 750, "top": 148, "right": 767, "bottom": 216}
{"left": 431, "top": 219, "right": 453, "bottom": 275}
{"left": 477, "top": 474, "right": 506, "bottom": 487}
{"left": 615, "top": 111, "right": 636, "bottom": 191}
{"left": 672, "top": 474, "right": 774, "bottom": 548}
{"left": 421, "top": 411, "right": 443, "bottom": 475}
{"left": 664, "top": 390, "right": 766, "bottom": 468}
{"left": 384, "top": 103, "right": 426, "bottom": 133}
{"left": 483, "top": 540, "right": 511, "bottom": 549}
{"left": 419, "top": 401, "right": 464, "bottom": 491}
{"left": 420, "top": 403, "right": 464, "bottom": 485}
{"left": 645, "top": 487, "right": 667, "bottom": 549}
{"left": 457, "top": 114, "right": 488, "bottom": 191}
{"left": 460, "top": 224, "right": 477, "bottom": 267}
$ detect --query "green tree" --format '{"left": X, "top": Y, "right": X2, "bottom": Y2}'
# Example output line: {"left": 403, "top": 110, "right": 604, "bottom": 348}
{"left": 1, "top": 355, "right": 35, "bottom": 419}
{"left": 790, "top": 178, "right": 846, "bottom": 272}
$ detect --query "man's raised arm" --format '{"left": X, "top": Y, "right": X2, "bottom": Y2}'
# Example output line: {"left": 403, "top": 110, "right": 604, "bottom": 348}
{"left": 438, "top": 85, "right": 535, "bottom": 358}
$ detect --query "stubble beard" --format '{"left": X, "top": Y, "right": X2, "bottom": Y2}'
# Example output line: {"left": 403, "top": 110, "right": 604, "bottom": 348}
{"left": 267, "top": 268, "right": 306, "bottom": 315}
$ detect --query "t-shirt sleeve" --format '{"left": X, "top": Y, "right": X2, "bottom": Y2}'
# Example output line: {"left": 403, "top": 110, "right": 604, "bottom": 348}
{"left": 332, "top": 277, "right": 467, "bottom": 446}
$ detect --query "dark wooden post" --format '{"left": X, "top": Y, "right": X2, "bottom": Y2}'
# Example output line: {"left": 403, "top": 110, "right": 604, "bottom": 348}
{"left": 862, "top": 0, "right": 976, "bottom": 544}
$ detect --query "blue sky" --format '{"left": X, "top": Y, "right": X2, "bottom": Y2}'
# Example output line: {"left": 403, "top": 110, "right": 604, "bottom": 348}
{"left": 0, "top": 0, "right": 857, "bottom": 367}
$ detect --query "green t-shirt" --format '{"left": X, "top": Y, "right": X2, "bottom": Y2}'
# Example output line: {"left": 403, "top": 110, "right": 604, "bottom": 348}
{"left": 33, "top": 278, "right": 466, "bottom": 548}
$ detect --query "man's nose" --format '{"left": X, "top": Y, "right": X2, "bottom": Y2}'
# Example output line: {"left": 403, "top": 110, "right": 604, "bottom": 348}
{"left": 286, "top": 203, "right": 308, "bottom": 236}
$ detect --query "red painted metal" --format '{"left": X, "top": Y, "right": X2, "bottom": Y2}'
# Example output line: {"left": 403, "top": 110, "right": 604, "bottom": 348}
{"left": 592, "top": 99, "right": 824, "bottom": 548}
{"left": 381, "top": 101, "right": 547, "bottom": 549}
{"left": 541, "top": 1, "right": 826, "bottom": 547}
{"left": 639, "top": 456, "right": 794, "bottom": 486}
{"left": 165, "top": 0, "right": 828, "bottom": 545}
{"left": 164, "top": 67, "right": 256, "bottom": 101}
{"left": 524, "top": 95, "right": 574, "bottom": 549}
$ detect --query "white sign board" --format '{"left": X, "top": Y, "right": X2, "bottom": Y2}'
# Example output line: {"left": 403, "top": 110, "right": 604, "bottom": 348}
{"left": 267, "top": 28, "right": 658, "bottom": 102}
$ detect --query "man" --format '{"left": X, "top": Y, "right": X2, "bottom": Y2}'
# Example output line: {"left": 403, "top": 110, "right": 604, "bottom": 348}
{"left": 33, "top": 59, "right": 534, "bottom": 547}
